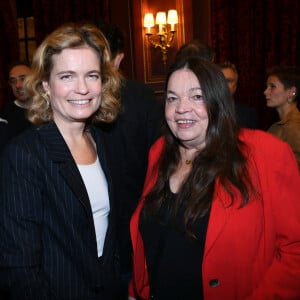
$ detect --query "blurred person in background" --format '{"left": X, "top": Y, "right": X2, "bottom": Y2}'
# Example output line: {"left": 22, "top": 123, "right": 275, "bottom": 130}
{"left": 264, "top": 65, "right": 300, "bottom": 169}
{"left": 98, "top": 22, "right": 163, "bottom": 298}
{"left": 219, "top": 61, "right": 258, "bottom": 129}
{"left": 0, "top": 61, "right": 32, "bottom": 138}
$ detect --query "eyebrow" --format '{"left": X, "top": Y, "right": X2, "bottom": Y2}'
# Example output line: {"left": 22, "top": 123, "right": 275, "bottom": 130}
{"left": 190, "top": 87, "right": 202, "bottom": 92}
{"left": 167, "top": 87, "right": 202, "bottom": 94}
{"left": 55, "top": 70, "right": 101, "bottom": 75}
{"left": 9, "top": 74, "right": 27, "bottom": 79}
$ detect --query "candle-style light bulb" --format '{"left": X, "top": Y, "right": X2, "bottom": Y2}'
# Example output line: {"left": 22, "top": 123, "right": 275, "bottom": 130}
{"left": 156, "top": 11, "right": 166, "bottom": 34}
{"left": 144, "top": 13, "right": 154, "bottom": 34}
{"left": 167, "top": 9, "right": 178, "bottom": 31}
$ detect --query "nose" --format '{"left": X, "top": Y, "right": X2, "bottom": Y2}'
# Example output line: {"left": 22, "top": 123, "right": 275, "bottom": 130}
{"left": 263, "top": 87, "right": 269, "bottom": 96}
{"left": 15, "top": 78, "right": 24, "bottom": 89}
{"left": 76, "top": 78, "right": 88, "bottom": 94}
{"left": 175, "top": 96, "right": 191, "bottom": 113}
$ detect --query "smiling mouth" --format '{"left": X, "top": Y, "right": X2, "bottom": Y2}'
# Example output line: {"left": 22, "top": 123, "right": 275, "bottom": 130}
{"left": 176, "top": 120, "right": 194, "bottom": 124}
{"left": 68, "top": 99, "right": 91, "bottom": 104}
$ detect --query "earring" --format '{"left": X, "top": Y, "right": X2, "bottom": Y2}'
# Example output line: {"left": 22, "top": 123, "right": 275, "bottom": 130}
{"left": 287, "top": 97, "right": 293, "bottom": 104}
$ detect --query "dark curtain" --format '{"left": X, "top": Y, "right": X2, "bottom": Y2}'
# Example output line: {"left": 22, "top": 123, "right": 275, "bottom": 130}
{"left": 0, "top": 0, "right": 110, "bottom": 107}
{"left": 0, "top": 0, "right": 19, "bottom": 107}
{"left": 32, "top": 0, "right": 111, "bottom": 45}
{"left": 211, "top": 0, "right": 300, "bottom": 129}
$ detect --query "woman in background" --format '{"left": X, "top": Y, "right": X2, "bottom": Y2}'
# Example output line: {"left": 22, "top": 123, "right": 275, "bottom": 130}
{"left": 129, "top": 57, "right": 300, "bottom": 300}
{"left": 264, "top": 65, "right": 300, "bottom": 169}
{"left": 0, "top": 23, "right": 122, "bottom": 299}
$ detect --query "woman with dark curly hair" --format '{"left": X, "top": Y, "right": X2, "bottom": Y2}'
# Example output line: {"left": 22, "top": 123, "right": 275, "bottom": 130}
{"left": 129, "top": 57, "right": 300, "bottom": 300}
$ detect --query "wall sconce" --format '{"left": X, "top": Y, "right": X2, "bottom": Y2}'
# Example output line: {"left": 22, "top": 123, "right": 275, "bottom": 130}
{"left": 144, "top": 9, "right": 178, "bottom": 65}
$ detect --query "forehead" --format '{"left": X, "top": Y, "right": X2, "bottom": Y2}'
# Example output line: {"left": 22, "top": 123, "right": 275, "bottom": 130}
{"left": 267, "top": 75, "right": 283, "bottom": 85}
{"left": 168, "top": 68, "right": 200, "bottom": 91}
{"left": 51, "top": 47, "right": 101, "bottom": 72}
{"left": 221, "top": 67, "right": 236, "bottom": 79}
{"left": 9, "top": 65, "right": 30, "bottom": 78}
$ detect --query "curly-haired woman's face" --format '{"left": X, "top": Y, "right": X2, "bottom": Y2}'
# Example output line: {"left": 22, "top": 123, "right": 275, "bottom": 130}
{"left": 165, "top": 68, "right": 208, "bottom": 150}
{"left": 42, "top": 46, "right": 102, "bottom": 128}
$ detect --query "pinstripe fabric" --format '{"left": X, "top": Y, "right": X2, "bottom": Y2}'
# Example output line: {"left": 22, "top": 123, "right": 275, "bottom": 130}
{"left": 0, "top": 121, "right": 120, "bottom": 299}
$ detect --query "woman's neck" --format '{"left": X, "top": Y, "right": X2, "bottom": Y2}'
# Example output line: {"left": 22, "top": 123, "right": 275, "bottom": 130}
{"left": 55, "top": 120, "right": 96, "bottom": 165}
{"left": 277, "top": 102, "right": 296, "bottom": 120}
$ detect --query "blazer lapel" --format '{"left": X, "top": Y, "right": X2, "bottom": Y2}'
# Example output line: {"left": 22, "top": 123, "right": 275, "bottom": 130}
{"left": 91, "top": 126, "right": 119, "bottom": 264}
{"left": 37, "top": 122, "right": 94, "bottom": 222}
{"left": 92, "top": 127, "right": 115, "bottom": 213}
{"left": 204, "top": 180, "right": 231, "bottom": 257}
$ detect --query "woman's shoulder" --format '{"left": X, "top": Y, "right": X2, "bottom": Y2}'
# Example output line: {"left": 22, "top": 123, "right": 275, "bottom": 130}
{"left": 145, "top": 136, "right": 165, "bottom": 171}
{"left": 149, "top": 136, "right": 165, "bottom": 154}
{"left": 1, "top": 124, "right": 49, "bottom": 156}
{"left": 239, "top": 129, "right": 298, "bottom": 167}
{"left": 239, "top": 128, "right": 286, "bottom": 147}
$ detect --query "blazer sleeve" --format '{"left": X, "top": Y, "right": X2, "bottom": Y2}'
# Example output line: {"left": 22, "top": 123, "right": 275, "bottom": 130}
{"left": 0, "top": 142, "right": 53, "bottom": 299}
{"left": 246, "top": 134, "right": 300, "bottom": 299}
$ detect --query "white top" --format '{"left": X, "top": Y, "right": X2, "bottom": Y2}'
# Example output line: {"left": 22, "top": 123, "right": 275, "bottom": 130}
{"left": 0, "top": 117, "right": 8, "bottom": 123}
{"left": 77, "top": 157, "right": 110, "bottom": 257}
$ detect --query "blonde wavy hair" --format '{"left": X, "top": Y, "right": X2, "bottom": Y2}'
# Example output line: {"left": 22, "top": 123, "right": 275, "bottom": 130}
{"left": 25, "top": 22, "right": 121, "bottom": 124}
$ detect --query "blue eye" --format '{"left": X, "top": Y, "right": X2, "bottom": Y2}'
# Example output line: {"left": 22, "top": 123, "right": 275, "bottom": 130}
{"left": 88, "top": 73, "right": 100, "bottom": 80}
{"left": 60, "top": 74, "right": 72, "bottom": 80}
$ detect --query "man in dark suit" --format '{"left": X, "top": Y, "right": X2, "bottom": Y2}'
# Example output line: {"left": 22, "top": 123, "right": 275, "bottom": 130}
{"left": 98, "top": 22, "right": 164, "bottom": 297}
{"left": 175, "top": 43, "right": 257, "bottom": 129}
{"left": 219, "top": 61, "right": 258, "bottom": 129}
{"left": 0, "top": 61, "right": 32, "bottom": 139}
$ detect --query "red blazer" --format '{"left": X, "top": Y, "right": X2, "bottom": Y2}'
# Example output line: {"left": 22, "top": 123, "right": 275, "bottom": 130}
{"left": 129, "top": 129, "right": 300, "bottom": 300}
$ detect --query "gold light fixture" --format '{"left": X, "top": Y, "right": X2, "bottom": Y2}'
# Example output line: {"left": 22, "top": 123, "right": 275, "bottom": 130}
{"left": 144, "top": 9, "right": 178, "bottom": 65}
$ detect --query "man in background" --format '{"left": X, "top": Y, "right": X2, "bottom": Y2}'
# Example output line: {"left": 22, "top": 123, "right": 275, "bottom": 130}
{"left": 0, "top": 61, "right": 32, "bottom": 139}
{"left": 175, "top": 39, "right": 215, "bottom": 62}
{"left": 219, "top": 61, "right": 258, "bottom": 129}
{"left": 98, "top": 22, "right": 163, "bottom": 298}
{"left": 175, "top": 41, "right": 258, "bottom": 129}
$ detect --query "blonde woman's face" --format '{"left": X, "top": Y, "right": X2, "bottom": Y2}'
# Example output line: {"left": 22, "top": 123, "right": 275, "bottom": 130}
{"left": 42, "top": 46, "right": 102, "bottom": 127}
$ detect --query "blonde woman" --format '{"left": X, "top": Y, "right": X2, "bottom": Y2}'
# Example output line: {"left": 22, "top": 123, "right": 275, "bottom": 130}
{"left": 0, "top": 23, "right": 122, "bottom": 299}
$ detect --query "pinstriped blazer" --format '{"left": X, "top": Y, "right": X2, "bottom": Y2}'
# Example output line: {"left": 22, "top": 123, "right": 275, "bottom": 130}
{"left": 0, "top": 121, "right": 120, "bottom": 299}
